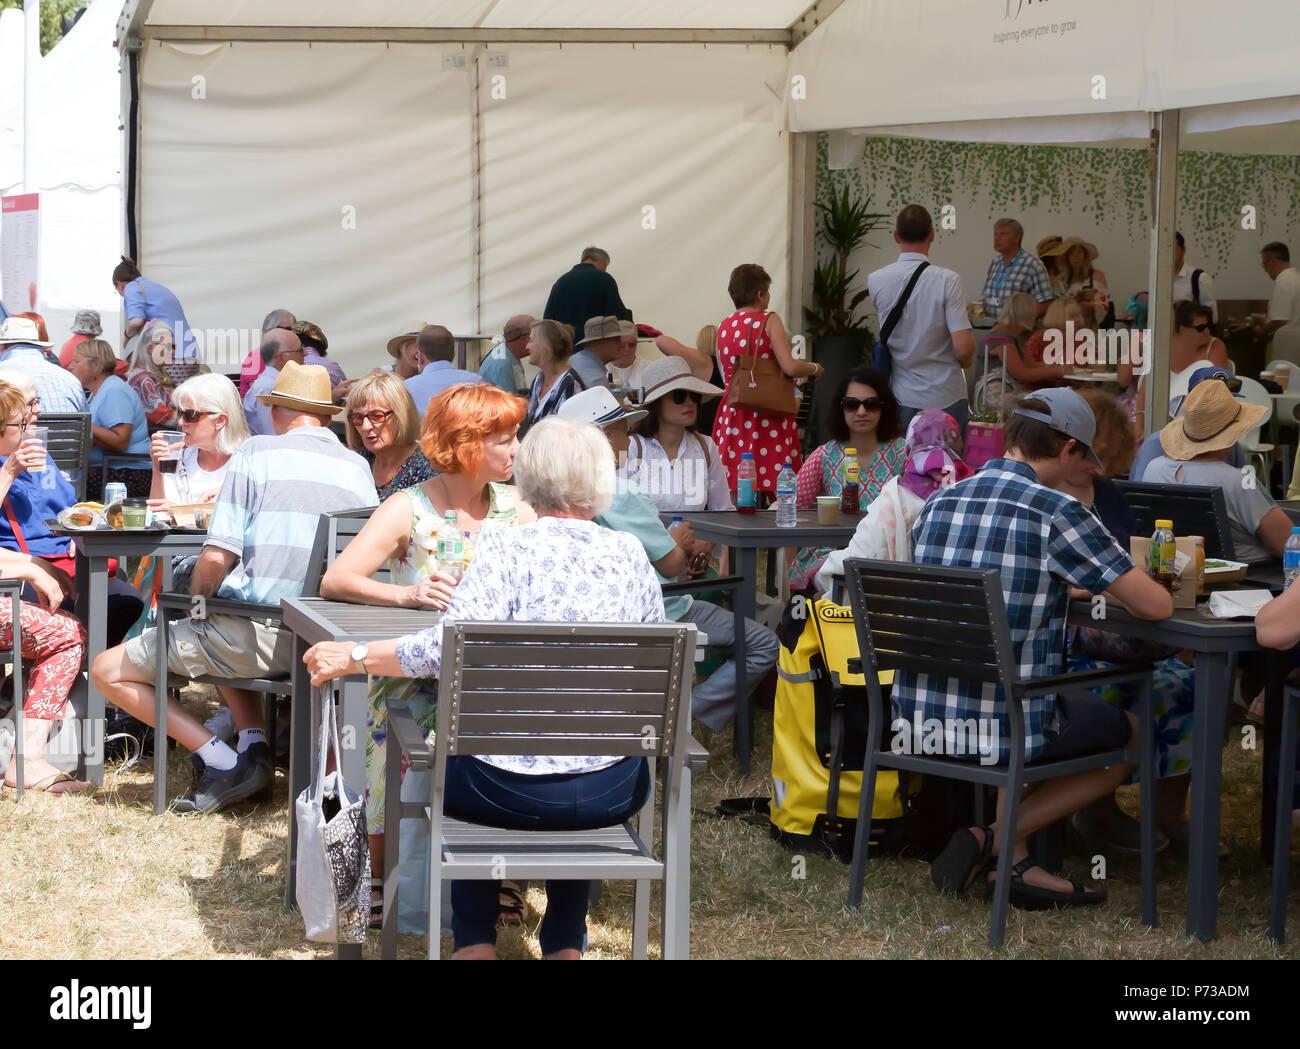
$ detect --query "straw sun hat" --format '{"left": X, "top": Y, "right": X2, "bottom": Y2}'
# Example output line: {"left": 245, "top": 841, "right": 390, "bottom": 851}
{"left": 1044, "top": 235, "right": 1099, "bottom": 261}
{"left": 386, "top": 321, "right": 427, "bottom": 357}
{"left": 636, "top": 356, "right": 723, "bottom": 405}
{"left": 1158, "top": 378, "right": 1267, "bottom": 460}
{"left": 255, "top": 360, "right": 343, "bottom": 415}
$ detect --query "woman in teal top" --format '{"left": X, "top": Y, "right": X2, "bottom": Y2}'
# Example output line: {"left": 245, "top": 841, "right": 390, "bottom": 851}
{"left": 70, "top": 337, "right": 152, "bottom": 497}
{"left": 319, "top": 382, "right": 535, "bottom": 921}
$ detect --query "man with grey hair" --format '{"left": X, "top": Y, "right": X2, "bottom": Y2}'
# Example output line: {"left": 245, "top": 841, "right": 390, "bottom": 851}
{"left": 242, "top": 328, "right": 304, "bottom": 435}
{"left": 239, "top": 308, "right": 297, "bottom": 396}
{"left": 403, "top": 323, "right": 482, "bottom": 418}
{"left": 570, "top": 316, "right": 623, "bottom": 391}
{"left": 982, "top": 218, "right": 1053, "bottom": 318}
{"left": 543, "top": 246, "right": 627, "bottom": 342}
{"left": 479, "top": 314, "right": 533, "bottom": 394}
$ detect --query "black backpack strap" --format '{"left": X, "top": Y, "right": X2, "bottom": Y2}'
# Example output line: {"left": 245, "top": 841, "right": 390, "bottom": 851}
{"left": 880, "top": 261, "right": 931, "bottom": 352}
{"left": 805, "top": 597, "right": 849, "bottom": 848}
{"left": 1191, "top": 268, "right": 1203, "bottom": 304}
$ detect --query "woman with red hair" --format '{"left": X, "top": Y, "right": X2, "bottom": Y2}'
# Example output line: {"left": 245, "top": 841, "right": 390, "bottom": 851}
{"left": 320, "top": 381, "right": 537, "bottom": 924}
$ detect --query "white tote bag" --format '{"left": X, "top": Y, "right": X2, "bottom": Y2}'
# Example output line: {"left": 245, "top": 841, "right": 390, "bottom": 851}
{"left": 295, "top": 686, "right": 371, "bottom": 944}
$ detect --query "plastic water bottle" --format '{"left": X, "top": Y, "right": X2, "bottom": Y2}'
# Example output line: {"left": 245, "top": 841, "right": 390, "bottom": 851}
{"left": 775, "top": 463, "right": 798, "bottom": 527}
{"left": 1285, "top": 527, "right": 1300, "bottom": 588}
{"left": 736, "top": 453, "right": 757, "bottom": 514}
{"left": 436, "top": 510, "right": 466, "bottom": 581}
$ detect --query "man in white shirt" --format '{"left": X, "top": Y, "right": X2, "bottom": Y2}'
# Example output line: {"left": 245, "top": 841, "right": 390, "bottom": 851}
{"left": 868, "top": 205, "right": 976, "bottom": 434}
{"left": 242, "top": 328, "right": 304, "bottom": 436}
{"left": 1252, "top": 242, "right": 1300, "bottom": 361}
{"left": 1172, "top": 231, "right": 1217, "bottom": 322}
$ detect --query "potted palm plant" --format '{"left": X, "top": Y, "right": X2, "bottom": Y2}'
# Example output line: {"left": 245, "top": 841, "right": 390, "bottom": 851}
{"left": 803, "top": 185, "right": 889, "bottom": 442}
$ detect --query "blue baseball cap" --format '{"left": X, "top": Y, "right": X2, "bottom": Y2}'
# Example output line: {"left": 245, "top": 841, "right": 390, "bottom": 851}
{"left": 1186, "top": 366, "right": 1242, "bottom": 396}
{"left": 1011, "top": 386, "right": 1102, "bottom": 468}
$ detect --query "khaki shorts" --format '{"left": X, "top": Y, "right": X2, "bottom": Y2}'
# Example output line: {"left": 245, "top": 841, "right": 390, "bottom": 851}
{"left": 124, "top": 613, "right": 294, "bottom": 684}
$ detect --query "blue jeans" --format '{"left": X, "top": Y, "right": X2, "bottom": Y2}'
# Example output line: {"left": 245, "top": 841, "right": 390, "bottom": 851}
{"left": 898, "top": 398, "right": 969, "bottom": 442}
{"left": 445, "top": 755, "right": 651, "bottom": 953}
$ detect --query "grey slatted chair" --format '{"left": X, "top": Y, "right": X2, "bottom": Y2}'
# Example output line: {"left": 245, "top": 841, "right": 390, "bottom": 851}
{"left": 0, "top": 580, "right": 24, "bottom": 795}
{"left": 1269, "top": 681, "right": 1298, "bottom": 943}
{"left": 382, "top": 620, "right": 707, "bottom": 960}
{"left": 1115, "top": 480, "right": 1236, "bottom": 560}
{"left": 39, "top": 412, "right": 91, "bottom": 501}
{"left": 149, "top": 506, "right": 376, "bottom": 813}
{"left": 841, "top": 557, "right": 1158, "bottom": 949}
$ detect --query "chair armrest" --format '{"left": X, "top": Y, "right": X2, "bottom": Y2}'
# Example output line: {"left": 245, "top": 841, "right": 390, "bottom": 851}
{"left": 681, "top": 734, "right": 710, "bottom": 774}
{"left": 387, "top": 701, "right": 431, "bottom": 769}
{"left": 156, "top": 591, "right": 283, "bottom": 621}
{"left": 1017, "top": 662, "right": 1155, "bottom": 697}
{"left": 661, "top": 574, "right": 745, "bottom": 596}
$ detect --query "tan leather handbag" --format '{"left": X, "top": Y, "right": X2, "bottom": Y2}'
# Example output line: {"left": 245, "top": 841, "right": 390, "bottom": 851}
{"left": 725, "top": 312, "right": 797, "bottom": 417}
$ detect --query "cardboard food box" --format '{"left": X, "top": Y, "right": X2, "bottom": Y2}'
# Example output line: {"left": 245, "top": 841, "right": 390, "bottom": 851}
{"left": 1130, "top": 536, "right": 1197, "bottom": 608}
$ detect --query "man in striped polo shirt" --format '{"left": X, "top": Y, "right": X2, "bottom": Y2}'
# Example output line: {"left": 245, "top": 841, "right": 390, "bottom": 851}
{"left": 93, "top": 362, "right": 378, "bottom": 813}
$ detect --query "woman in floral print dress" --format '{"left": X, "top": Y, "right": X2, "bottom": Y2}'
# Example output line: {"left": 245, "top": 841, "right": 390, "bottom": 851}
{"left": 319, "top": 383, "right": 534, "bottom": 916}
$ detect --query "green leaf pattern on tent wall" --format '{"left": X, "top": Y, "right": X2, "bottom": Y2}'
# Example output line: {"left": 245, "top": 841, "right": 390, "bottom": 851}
{"left": 818, "top": 133, "right": 1300, "bottom": 274}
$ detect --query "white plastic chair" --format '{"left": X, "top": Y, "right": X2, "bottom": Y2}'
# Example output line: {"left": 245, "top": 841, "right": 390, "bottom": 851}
{"left": 1236, "top": 375, "right": 1275, "bottom": 486}
{"left": 1263, "top": 360, "right": 1300, "bottom": 493}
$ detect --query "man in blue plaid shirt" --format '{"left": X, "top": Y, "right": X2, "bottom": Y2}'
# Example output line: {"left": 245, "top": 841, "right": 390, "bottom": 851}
{"left": 981, "top": 218, "right": 1055, "bottom": 318}
{"left": 900, "top": 387, "right": 1173, "bottom": 908}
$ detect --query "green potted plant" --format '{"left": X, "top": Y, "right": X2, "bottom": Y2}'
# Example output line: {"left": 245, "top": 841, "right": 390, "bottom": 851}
{"left": 803, "top": 184, "right": 889, "bottom": 442}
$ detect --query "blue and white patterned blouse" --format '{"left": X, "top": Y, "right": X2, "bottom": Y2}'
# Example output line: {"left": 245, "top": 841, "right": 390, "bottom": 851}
{"left": 395, "top": 516, "right": 666, "bottom": 775}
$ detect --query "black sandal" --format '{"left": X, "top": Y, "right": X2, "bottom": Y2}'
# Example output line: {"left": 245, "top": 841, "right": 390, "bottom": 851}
{"left": 931, "top": 825, "right": 995, "bottom": 896}
{"left": 986, "top": 856, "right": 1107, "bottom": 911}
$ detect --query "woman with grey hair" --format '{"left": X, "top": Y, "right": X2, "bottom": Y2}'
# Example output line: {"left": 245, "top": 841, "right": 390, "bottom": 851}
{"left": 148, "top": 373, "right": 251, "bottom": 507}
{"left": 305, "top": 416, "right": 664, "bottom": 959}
{"left": 127, "top": 319, "right": 179, "bottom": 427}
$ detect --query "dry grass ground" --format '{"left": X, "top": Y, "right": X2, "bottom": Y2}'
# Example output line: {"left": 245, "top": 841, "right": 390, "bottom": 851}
{"left": 1, "top": 685, "right": 1296, "bottom": 960}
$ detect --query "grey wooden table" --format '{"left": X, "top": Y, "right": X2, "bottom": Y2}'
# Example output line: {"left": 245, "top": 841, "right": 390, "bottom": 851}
{"left": 1067, "top": 590, "right": 1288, "bottom": 942}
{"left": 54, "top": 527, "right": 210, "bottom": 784}
{"left": 279, "top": 597, "right": 443, "bottom": 929}
{"left": 676, "top": 509, "right": 862, "bottom": 773}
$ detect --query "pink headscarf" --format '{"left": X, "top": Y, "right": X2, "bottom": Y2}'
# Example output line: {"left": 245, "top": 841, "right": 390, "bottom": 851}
{"left": 898, "top": 410, "right": 972, "bottom": 501}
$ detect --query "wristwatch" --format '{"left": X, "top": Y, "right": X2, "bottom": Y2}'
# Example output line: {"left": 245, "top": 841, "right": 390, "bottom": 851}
{"left": 350, "top": 642, "right": 369, "bottom": 675}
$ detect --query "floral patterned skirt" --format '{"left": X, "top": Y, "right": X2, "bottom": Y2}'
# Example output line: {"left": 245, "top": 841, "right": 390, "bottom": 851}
{"left": 364, "top": 674, "right": 437, "bottom": 835}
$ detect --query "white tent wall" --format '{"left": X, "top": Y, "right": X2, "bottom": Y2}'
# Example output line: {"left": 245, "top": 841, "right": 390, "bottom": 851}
{"left": 137, "top": 41, "right": 476, "bottom": 374}
{"left": 0, "top": 0, "right": 123, "bottom": 348}
{"left": 133, "top": 36, "right": 790, "bottom": 375}
{"left": 476, "top": 43, "right": 789, "bottom": 347}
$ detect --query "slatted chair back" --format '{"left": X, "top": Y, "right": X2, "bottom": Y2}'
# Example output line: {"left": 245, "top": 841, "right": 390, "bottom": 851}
{"left": 1115, "top": 480, "right": 1235, "bottom": 560}
{"left": 39, "top": 412, "right": 91, "bottom": 500}
{"left": 298, "top": 506, "right": 382, "bottom": 598}
{"left": 435, "top": 621, "right": 694, "bottom": 761}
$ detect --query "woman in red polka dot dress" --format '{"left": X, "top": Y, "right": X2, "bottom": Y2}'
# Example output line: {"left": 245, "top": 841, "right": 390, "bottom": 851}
{"left": 712, "top": 264, "right": 823, "bottom": 495}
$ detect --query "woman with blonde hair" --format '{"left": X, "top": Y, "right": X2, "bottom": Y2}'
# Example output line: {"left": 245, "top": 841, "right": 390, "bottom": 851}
{"left": 69, "top": 337, "right": 151, "bottom": 497}
{"left": 694, "top": 324, "right": 724, "bottom": 436}
{"left": 148, "top": 373, "right": 251, "bottom": 507}
{"left": 978, "top": 291, "right": 1039, "bottom": 407}
{"left": 523, "top": 319, "right": 583, "bottom": 433}
{"left": 343, "top": 370, "right": 433, "bottom": 499}
{"left": 127, "top": 319, "right": 179, "bottom": 426}
{"left": 1049, "top": 236, "right": 1110, "bottom": 326}
{"left": 321, "top": 382, "right": 536, "bottom": 923}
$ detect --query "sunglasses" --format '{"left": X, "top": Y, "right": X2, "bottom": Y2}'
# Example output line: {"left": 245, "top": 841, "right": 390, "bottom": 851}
{"left": 669, "top": 390, "right": 702, "bottom": 405}
{"left": 348, "top": 409, "right": 394, "bottom": 428}
{"left": 842, "top": 396, "right": 884, "bottom": 412}
{"left": 177, "top": 408, "right": 216, "bottom": 423}
{"left": 1190, "top": 323, "right": 1211, "bottom": 332}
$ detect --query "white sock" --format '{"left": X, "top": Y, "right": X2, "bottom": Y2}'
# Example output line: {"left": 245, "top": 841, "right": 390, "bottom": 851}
{"left": 196, "top": 736, "right": 237, "bottom": 771}
{"left": 237, "top": 728, "right": 267, "bottom": 753}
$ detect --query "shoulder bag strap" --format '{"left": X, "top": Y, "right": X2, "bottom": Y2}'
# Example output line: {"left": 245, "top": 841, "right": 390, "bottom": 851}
{"left": 692, "top": 431, "right": 712, "bottom": 469}
{"left": 3, "top": 497, "right": 31, "bottom": 555}
{"left": 880, "top": 261, "right": 930, "bottom": 352}
{"left": 1191, "top": 268, "right": 1203, "bottom": 304}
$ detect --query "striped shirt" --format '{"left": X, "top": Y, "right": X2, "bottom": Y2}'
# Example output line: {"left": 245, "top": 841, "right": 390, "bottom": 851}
{"left": 205, "top": 427, "right": 378, "bottom": 606}
{"left": 0, "top": 345, "right": 87, "bottom": 414}
{"left": 893, "top": 458, "right": 1132, "bottom": 763}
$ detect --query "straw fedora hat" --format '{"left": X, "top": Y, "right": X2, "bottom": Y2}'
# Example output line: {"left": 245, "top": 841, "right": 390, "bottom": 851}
{"left": 1035, "top": 235, "right": 1063, "bottom": 258}
{"left": 255, "top": 360, "right": 342, "bottom": 415}
{"left": 1044, "top": 235, "right": 1098, "bottom": 261}
{"left": 387, "top": 321, "right": 427, "bottom": 357}
{"left": 1159, "top": 378, "right": 1267, "bottom": 460}
{"left": 637, "top": 356, "right": 723, "bottom": 405}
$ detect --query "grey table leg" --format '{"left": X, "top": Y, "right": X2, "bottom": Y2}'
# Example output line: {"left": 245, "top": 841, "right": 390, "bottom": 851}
{"left": 1186, "top": 653, "right": 1230, "bottom": 941}
{"left": 285, "top": 633, "right": 312, "bottom": 913}
{"left": 1261, "top": 650, "right": 1285, "bottom": 865}
{"left": 340, "top": 675, "right": 367, "bottom": 797}
{"left": 84, "top": 557, "right": 109, "bottom": 785}
{"left": 733, "top": 546, "right": 757, "bottom": 775}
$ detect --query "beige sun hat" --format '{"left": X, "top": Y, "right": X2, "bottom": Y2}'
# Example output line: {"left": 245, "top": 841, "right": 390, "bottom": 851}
{"left": 386, "top": 321, "right": 428, "bottom": 357}
{"left": 575, "top": 316, "right": 623, "bottom": 347}
{"left": 1035, "top": 235, "right": 1063, "bottom": 258}
{"left": 637, "top": 356, "right": 723, "bottom": 405}
{"left": 255, "top": 360, "right": 342, "bottom": 415}
{"left": 1044, "top": 235, "right": 1099, "bottom": 261}
{"left": 1158, "top": 377, "right": 1267, "bottom": 460}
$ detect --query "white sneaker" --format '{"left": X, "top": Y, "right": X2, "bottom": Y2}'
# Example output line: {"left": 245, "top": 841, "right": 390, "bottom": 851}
{"left": 203, "top": 705, "right": 236, "bottom": 743}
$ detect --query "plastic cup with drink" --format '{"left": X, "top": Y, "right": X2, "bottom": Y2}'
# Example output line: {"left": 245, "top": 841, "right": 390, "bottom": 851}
{"left": 156, "top": 430, "right": 185, "bottom": 475}
{"left": 23, "top": 425, "right": 48, "bottom": 473}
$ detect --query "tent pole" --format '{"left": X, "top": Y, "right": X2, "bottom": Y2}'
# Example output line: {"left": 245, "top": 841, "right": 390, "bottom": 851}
{"left": 22, "top": 0, "right": 39, "bottom": 194}
{"left": 1145, "top": 110, "right": 1179, "bottom": 435}
{"left": 787, "top": 132, "right": 816, "bottom": 350}
{"left": 469, "top": 45, "right": 484, "bottom": 360}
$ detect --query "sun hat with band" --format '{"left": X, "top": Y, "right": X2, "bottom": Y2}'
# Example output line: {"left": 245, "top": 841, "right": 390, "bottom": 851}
{"left": 0, "top": 316, "right": 52, "bottom": 347}
{"left": 386, "top": 320, "right": 428, "bottom": 358}
{"left": 1036, "top": 235, "right": 1063, "bottom": 258}
{"left": 1044, "top": 235, "right": 1099, "bottom": 261}
{"left": 1159, "top": 376, "right": 1267, "bottom": 461}
{"left": 636, "top": 356, "right": 723, "bottom": 406}
{"left": 255, "top": 360, "right": 343, "bottom": 415}
{"left": 1011, "top": 386, "right": 1103, "bottom": 468}
{"left": 556, "top": 386, "right": 647, "bottom": 429}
